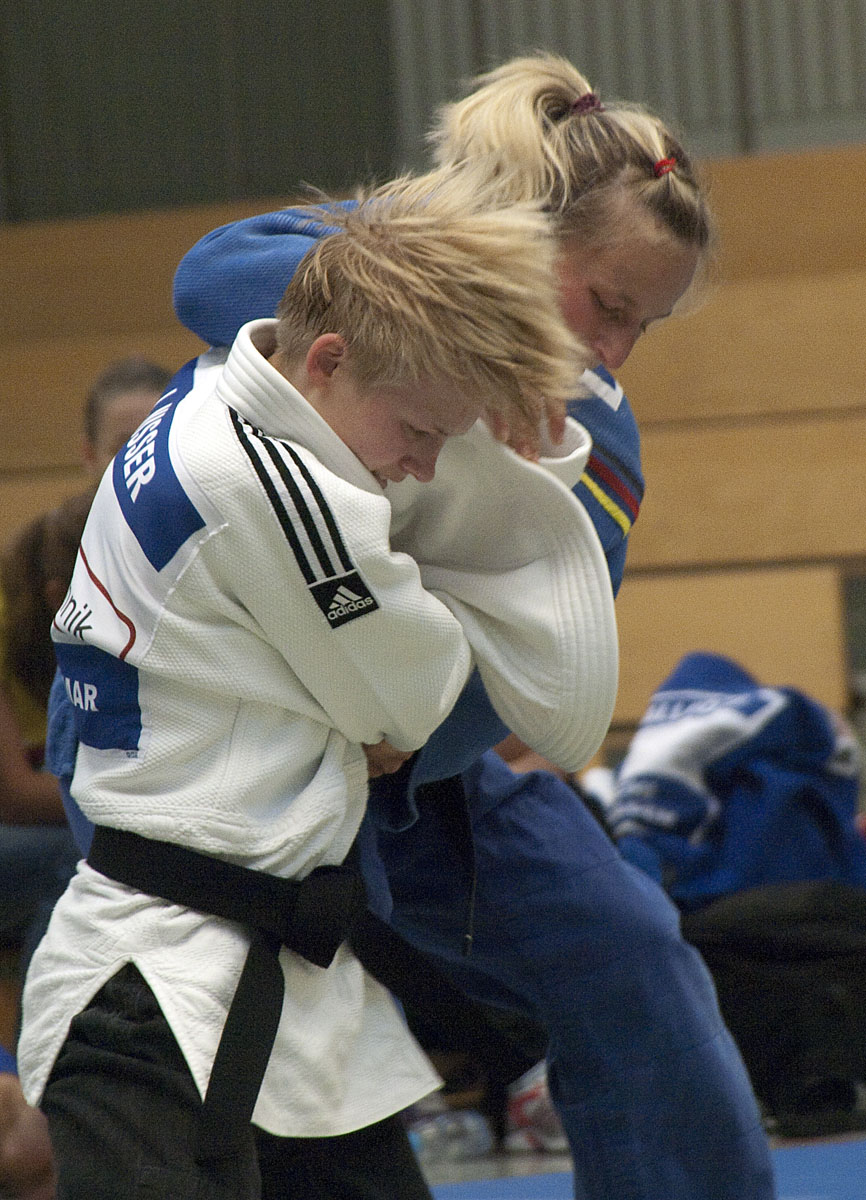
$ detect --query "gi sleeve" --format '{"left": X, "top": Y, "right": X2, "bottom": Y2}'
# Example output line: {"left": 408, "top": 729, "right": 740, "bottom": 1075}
{"left": 387, "top": 422, "right": 618, "bottom": 773}
{"left": 172, "top": 207, "right": 347, "bottom": 348}
{"left": 205, "top": 431, "right": 473, "bottom": 755}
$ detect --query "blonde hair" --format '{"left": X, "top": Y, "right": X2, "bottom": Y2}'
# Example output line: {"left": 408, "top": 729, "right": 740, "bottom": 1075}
{"left": 428, "top": 52, "right": 713, "bottom": 257}
{"left": 275, "top": 172, "right": 587, "bottom": 444}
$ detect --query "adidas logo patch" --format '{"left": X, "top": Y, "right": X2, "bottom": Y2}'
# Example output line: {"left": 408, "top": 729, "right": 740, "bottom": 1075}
{"left": 311, "top": 572, "right": 379, "bottom": 629}
{"left": 328, "top": 584, "right": 374, "bottom": 619}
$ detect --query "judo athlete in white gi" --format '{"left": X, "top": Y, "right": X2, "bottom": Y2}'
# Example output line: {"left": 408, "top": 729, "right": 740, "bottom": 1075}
{"left": 19, "top": 183, "right": 618, "bottom": 1198}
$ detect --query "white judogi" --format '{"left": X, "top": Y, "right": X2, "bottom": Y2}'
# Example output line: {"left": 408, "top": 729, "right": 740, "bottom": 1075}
{"left": 19, "top": 319, "right": 617, "bottom": 1137}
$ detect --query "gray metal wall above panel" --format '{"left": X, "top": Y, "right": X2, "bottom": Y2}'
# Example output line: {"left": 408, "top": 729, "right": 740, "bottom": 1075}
{"left": 387, "top": 0, "right": 866, "bottom": 168}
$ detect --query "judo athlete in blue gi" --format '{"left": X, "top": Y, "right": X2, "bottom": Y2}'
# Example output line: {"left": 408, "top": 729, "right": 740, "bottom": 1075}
{"left": 48, "top": 54, "right": 776, "bottom": 1200}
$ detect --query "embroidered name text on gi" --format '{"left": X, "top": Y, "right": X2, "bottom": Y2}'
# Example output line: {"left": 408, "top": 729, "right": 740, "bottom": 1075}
{"left": 123, "top": 403, "right": 172, "bottom": 501}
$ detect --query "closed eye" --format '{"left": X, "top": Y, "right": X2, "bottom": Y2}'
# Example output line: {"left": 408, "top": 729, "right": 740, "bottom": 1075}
{"left": 593, "top": 292, "right": 628, "bottom": 324}
{"left": 404, "top": 423, "right": 439, "bottom": 442}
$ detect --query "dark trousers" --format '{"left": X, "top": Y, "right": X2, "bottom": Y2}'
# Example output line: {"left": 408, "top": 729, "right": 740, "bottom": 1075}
{"left": 41, "top": 963, "right": 432, "bottom": 1200}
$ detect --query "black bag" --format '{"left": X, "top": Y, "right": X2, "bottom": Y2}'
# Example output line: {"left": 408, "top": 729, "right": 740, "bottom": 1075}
{"left": 681, "top": 880, "right": 866, "bottom": 1137}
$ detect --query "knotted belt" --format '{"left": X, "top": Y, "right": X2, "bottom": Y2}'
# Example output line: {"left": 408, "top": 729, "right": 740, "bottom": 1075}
{"left": 87, "top": 824, "right": 534, "bottom": 1160}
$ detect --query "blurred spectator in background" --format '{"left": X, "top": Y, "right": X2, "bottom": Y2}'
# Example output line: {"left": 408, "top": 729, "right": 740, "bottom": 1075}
{"left": 0, "top": 357, "right": 170, "bottom": 961}
{"left": 0, "top": 493, "right": 95, "bottom": 966}
{"left": 0, "top": 1043, "right": 54, "bottom": 1199}
{"left": 79, "top": 356, "right": 173, "bottom": 479}
{"left": 0, "top": 357, "right": 169, "bottom": 1200}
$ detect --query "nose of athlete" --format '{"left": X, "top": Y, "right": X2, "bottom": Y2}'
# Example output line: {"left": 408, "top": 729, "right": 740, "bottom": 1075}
{"left": 593, "top": 326, "right": 642, "bottom": 371}
{"left": 401, "top": 452, "right": 437, "bottom": 483}
{"left": 400, "top": 436, "right": 445, "bottom": 483}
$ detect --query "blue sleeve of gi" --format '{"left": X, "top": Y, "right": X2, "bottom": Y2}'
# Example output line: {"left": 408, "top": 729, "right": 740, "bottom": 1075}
{"left": 172, "top": 206, "right": 346, "bottom": 347}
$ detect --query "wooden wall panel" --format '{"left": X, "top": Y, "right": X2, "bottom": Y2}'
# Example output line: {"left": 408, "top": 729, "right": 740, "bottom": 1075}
{"left": 626, "top": 412, "right": 866, "bottom": 570}
{"left": 0, "top": 197, "right": 287, "bottom": 342}
{"left": 617, "top": 269, "right": 866, "bottom": 425}
{"left": 613, "top": 565, "right": 849, "bottom": 724}
{"left": 0, "top": 329, "right": 205, "bottom": 473}
{"left": 704, "top": 145, "right": 866, "bottom": 281}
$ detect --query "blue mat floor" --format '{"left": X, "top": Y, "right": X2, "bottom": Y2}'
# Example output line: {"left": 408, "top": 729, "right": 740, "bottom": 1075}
{"left": 431, "top": 1137, "right": 866, "bottom": 1200}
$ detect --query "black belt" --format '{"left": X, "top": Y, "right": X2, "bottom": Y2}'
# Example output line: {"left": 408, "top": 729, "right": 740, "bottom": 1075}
{"left": 87, "top": 824, "right": 534, "bottom": 1159}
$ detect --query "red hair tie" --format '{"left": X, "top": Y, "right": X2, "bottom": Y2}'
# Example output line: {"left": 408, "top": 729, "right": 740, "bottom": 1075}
{"left": 572, "top": 92, "right": 604, "bottom": 115}
{"left": 653, "top": 156, "right": 677, "bottom": 177}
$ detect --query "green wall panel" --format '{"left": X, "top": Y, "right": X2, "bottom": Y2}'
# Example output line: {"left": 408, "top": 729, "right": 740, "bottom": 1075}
{"left": 228, "top": 0, "right": 395, "bottom": 199}
{"left": 0, "top": 0, "right": 395, "bottom": 220}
